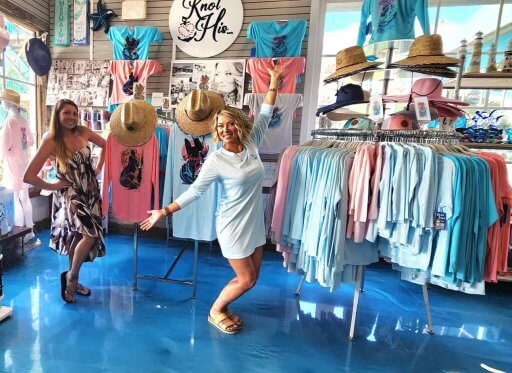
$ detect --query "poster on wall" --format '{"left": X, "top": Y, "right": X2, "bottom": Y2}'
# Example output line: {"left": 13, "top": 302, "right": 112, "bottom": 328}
{"left": 170, "top": 59, "right": 245, "bottom": 108}
{"left": 169, "top": 0, "right": 244, "bottom": 58}
{"left": 46, "top": 60, "right": 111, "bottom": 107}
{"left": 73, "top": 0, "right": 89, "bottom": 45}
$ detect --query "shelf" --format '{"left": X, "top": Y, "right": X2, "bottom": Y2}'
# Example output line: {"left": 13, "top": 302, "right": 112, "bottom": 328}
{"left": 444, "top": 73, "right": 512, "bottom": 89}
{"left": 464, "top": 143, "right": 512, "bottom": 150}
{"left": 498, "top": 275, "right": 512, "bottom": 283}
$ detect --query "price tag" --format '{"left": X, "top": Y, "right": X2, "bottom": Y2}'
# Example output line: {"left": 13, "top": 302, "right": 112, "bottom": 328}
{"left": 413, "top": 96, "right": 432, "bottom": 122}
{"left": 434, "top": 212, "right": 447, "bottom": 230}
{"left": 369, "top": 95, "right": 383, "bottom": 121}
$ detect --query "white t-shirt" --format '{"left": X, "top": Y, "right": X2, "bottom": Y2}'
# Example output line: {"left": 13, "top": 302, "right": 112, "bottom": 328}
{"left": 244, "top": 93, "right": 302, "bottom": 154}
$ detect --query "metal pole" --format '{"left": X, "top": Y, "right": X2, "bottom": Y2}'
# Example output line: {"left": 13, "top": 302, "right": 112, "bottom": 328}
{"left": 454, "top": 39, "right": 467, "bottom": 101}
{"left": 422, "top": 284, "right": 434, "bottom": 334}
{"left": 133, "top": 223, "right": 139, "bottom": 291}
{"left": 295, "top": 275, "right": 306, "bottom": 296}
{"left": 348, "top": 265, "right": 364, "bottom": 341}
{"left": 433, "top": 0, "right": 442, "bottom": 35}
{"left": 359, "top": 266, "right": 366, "bottom": 292}
{"left": 192, "top": 240, "right": 199, "bottom": 299}
{"left": 494, "top": 0, "right": 505, "bottom": 47}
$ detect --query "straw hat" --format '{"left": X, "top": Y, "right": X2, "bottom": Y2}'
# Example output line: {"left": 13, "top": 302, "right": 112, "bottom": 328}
{"left": 324, "top": 46, "right": 381, "bottom": 83}
{"left": 393, "top": 34, "right": 460, "bottom": 66}
{"left": 176, "top": 90, "right": 224, "bottom": 136}
{"left": 109, "top": 99, "right": 157, "bottom": 146}
{"left": 0, "top": 89, "right": 22, "bottom": 107}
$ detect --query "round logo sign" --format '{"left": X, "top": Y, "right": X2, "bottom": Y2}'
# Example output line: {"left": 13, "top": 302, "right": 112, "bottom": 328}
{"left": 169, "top": 0, "right": 244, "bottom": 58}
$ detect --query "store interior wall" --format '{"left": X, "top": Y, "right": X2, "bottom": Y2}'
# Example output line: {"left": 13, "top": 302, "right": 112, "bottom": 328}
{"left": 49, "top": 0, "right": 311, "bottom": 149}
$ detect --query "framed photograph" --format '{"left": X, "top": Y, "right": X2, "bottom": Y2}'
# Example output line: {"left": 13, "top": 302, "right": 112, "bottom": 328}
{"left": 169, "top": 59, "right": 245, "bottom": 108}
{"left": 162, "top": 96, "right": 171, "bottom": 111}
{"left": 46, "top": 60, "right": 111, "bottom": 107}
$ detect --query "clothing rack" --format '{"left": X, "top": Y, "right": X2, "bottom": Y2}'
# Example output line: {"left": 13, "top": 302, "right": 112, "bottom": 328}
{"left": 293, "top": 128, "right": 463, "bottom": 341}
{"left": 132, "top": 223, "right": 200, "bottom": 299}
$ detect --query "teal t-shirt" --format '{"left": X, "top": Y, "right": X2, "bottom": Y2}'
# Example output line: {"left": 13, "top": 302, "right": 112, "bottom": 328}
{"left": 247, "top": 20, "right": 307, "bottom": 57}
{"left": 108, "top": 26, "right": 164, "bottom": 60}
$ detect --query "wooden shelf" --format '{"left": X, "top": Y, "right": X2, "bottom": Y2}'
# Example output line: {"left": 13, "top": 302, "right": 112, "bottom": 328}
{"left": 444, "top": 73, "right": 512, "bottom": 89}
{"left": 463, "top": 143, "right": 512, "bottom": 150}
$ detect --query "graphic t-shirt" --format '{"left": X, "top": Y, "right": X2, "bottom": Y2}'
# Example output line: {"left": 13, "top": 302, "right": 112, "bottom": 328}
{"left": 163, "top": 125, "right": 218, "bottom": 241}
{"left": 357, "top": 0, "right": 430, "bottom": 46}
{"left": 108, "top": 60, "right": 163, "bottom": 105}
{"left": 244, "top": 93, "right": 303, "bottom": 154}
{"left": 246, "top": 57, "right": 305, "bottom": 94}
{"left": 102, "top": 134, "right": 159, "bottom": 223}
{"left": 108, "top": 26, "right": 164, "bottom": 60}
{"left": 247, "top": 20, "right": 307, "bottom": 58}
{"left": 0, "top": 114, "right": 34, "bottom": 190}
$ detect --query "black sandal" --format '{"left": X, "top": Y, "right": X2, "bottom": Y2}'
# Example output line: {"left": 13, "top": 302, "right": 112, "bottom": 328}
{"left": 60, "top": 271, "right": 76, "bottom": 303}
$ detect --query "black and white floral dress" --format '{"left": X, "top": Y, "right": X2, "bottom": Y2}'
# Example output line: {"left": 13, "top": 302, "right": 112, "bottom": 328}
{"left": 50, "top": 146, "right": 105, "bottom": 261}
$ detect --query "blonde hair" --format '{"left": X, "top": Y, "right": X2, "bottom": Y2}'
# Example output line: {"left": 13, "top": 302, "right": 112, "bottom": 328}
{"left": 211, "top": 106, "right": 252, "bottom": 143}
{"left": 48, "top": 99, "right": 79, "bottom": 172}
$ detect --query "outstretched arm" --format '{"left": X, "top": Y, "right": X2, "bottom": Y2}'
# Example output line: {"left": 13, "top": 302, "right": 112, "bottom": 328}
{"left": 264, "top": 64, "right": 285, "bottom": 105}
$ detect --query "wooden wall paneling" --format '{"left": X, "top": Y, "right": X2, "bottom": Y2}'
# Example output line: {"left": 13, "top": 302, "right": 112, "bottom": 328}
{"left": 49, "top": 0, "right": 312, "bottom": 146}
{"left": 0, "top": 0, "right": 50, "bottom": 31}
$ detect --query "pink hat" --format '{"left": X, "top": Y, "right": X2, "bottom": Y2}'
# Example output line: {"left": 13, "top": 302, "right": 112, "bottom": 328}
{"left": 0, "top": 14, "right": 9, "bottom": 52}
{"left": 382, "top": 115, "right": 414, "bottom": 131}
{"left": 383, "top": 78, "right": 468, "bottom": 106}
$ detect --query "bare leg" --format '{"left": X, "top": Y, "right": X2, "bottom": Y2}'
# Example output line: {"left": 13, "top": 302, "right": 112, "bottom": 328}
{"left": 68, "top": 233, "right": 83, "bottom": 270}
{"left": 65, "top": 234, "right": 97, "bottom": 298}
{"left": 210, "top": 247, "right": 264, "bottom": 317}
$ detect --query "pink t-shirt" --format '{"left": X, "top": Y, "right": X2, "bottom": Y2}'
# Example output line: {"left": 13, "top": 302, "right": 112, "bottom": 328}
{"left": 246, "top": 57, "right": 305, "bottom": 94}
{"left": 0, "top": 114, "right": 34, "bottom": 190}
{"left": 108, "top": 60, "right": 163, "bottom": 105}
{"left": 102, "top": 134, "right": 159, "bottom": 223}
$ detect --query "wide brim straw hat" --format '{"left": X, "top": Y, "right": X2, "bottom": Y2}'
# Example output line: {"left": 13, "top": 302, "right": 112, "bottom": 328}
{"left": 110, "top": 99, "right": 157, "bottom": 146}
{"left": 176, "top": 90, "right": 225, "bottom": 136}
{"left": 393, "top": 34, "right": 460, "bottom": 66}
{"left": 324, "top": 46, "right": 381, "bottom": 83}
{"left": 0, "top": 89, "right": 23, "bottom": 108}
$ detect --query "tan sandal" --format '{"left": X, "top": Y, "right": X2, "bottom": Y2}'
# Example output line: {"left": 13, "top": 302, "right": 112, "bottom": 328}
{"left": 76, "top": 283, "right": 91, "bottom": 296}
{"left": 226, "top": 309, "right": 243, "bottom": 330}
{"left": 208, "top": 312, "right": 240, "bottom": 335}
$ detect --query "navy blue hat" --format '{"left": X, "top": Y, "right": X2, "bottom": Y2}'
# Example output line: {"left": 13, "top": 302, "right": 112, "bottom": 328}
{"left": 25, "top": 38, "right": 52, "bottom": 76}
{"left": 316, "top": 84, "right": 369, "bottom": 117}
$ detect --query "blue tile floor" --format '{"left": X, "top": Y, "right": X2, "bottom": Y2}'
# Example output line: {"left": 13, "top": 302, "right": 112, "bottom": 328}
{"left": 1, "top": 230, "right": 511, "bottom": 372}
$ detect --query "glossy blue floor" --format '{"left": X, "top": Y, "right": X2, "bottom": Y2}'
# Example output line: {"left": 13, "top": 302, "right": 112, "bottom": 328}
{"left": 1, "top": 230, "right": 511, "bottom": 372}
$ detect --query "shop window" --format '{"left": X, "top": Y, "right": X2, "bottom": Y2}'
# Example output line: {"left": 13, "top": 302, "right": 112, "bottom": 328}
{"left": 306, "top": 0, "right": 512, "bottom": 136}
{"left": 0, "top": 17, "right": 37, "bottom": 183}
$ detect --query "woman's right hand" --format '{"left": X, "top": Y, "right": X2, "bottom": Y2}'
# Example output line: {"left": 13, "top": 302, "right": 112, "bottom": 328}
{"left": 51, "top": 179, "right": 72, "bottom": 190}
{"left": 140, "top": 209, "right": 165, "bottom": 231}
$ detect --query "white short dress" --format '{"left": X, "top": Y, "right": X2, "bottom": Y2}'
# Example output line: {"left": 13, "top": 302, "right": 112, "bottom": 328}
{"left": 175, "top": 104, "right": 273, "bottom": 259}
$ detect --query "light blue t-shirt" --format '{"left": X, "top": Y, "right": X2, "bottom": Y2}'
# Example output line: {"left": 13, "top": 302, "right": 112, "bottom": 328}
{"left": 247, "top": 20, "right": 307, "bottom": 57}
{"left": 108, "top": 26, "right": 164, "bottom": 60}
{"left": 357, "top": 0, "right": 430, "bottom": 46}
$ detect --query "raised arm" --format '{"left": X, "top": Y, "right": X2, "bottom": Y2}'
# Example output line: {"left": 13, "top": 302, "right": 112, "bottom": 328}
{"left": 264, "top": 64, "right": 284, "bottom": 105}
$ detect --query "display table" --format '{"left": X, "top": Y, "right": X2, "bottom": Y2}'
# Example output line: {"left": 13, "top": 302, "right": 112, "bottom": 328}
{"left": 0, "top": 226, "right": 32, "bottom": 256}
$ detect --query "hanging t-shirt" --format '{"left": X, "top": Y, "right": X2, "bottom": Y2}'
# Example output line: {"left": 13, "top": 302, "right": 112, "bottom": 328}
{"left": 247, "top": 20, "right": 308, "bottom": 58}
{"left": 164, "top": 125, "right": 218, "bottom": 241}
{"left": 357, "top": 0, "right": 430, "bottom": 46}
{"left": 108, "top": 26, "right": 164, "bottom": 60}
{"left": 0, "top": 113, "right": 34, "bottom": 190}
{"left": 246, "top": 57, "right": 305, "bottom": 94}
{"left": 102, "top": 134, "right": 159, "bottom": 223}
{"left": 108, "top": 60, "right": 163, "bottom": 105}
{"left": 245, "top": 93, "right": 303, "bottom": 154}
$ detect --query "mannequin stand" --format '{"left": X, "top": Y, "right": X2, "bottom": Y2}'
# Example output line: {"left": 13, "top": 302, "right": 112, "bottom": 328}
{"left": 0, "top": 254, "right": 13, "bottom": 322}
{"left": 132, "top": 224, "right": 200, "bottom": 298}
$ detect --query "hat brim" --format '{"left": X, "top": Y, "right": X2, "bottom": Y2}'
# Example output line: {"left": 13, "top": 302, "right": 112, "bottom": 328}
{"left": 383, "top": 93, "right": 468, "bottom": 106}
{"left": 0, "top": 97, "right": 24, "bottom": 109}
{"left": 324, "top": 61, "right": 382, "bottom": 83}
{"left": 109, "top": 99, "right": 157, "bottom": 146}
{"left": 176, "top": 91, "right": 225, "bottom": 136}
{"left": 317, "top": 99, "right": 369, "bottom": 116}
{"left": 393, "top": 55, "right": 460, "bottom": 67}
{"left": 326, "top": 109, "right": 368, "bottom": 121}
{"left": 399, "top": 66, "right": 457, "bottom": 78}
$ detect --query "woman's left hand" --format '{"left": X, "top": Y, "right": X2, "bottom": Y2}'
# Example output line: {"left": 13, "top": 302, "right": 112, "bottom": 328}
{"left": 268, "top": 64, "right": 285, "bottom": 81}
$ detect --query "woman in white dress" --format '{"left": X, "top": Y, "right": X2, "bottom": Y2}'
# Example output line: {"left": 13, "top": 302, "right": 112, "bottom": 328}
{"left": 141, "top": 65, "right": 283, "bottom": 334}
